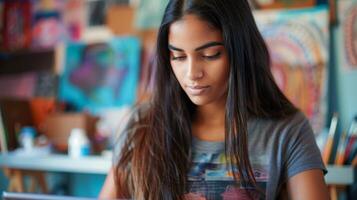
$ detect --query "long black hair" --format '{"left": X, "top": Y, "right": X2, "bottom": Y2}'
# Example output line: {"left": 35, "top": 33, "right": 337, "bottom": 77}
{"left": 114, "top": 0, "right": 298, "bottom": 199}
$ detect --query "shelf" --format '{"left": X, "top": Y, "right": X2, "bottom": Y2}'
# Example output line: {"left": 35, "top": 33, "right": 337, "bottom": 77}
{"left": 325, "top": 165, "right": 354, "bottom": 185}
{"left": 0, "top": 48, "right": 55, "bottom": 75}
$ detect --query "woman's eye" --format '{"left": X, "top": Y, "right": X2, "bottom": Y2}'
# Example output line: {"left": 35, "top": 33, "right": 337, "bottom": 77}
{"left": 203, "top": 52, "right": 221, "bottom": 60}
{"left": 171, "top": 56, "right": 186, "bottom": 61}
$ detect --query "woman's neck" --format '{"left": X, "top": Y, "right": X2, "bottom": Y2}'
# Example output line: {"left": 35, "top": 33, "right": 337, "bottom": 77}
{"left": 192, "top": 101, "right": 226, "bottom": 141}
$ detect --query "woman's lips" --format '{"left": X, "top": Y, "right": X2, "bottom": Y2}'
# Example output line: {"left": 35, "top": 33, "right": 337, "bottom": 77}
{"left": 186, "top": 85, "right": 210, "bottom": 96}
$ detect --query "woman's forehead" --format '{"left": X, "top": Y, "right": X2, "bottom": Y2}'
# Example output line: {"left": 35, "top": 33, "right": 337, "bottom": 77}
{"left": 168, "top": 14, "right": 223, "bottom": 50}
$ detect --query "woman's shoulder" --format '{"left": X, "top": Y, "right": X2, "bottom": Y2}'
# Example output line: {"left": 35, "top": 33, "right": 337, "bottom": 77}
{"left": 275, "top": 111, "right": 309, "bottom": 129}
{"left": 255, "top": 110, "right": 308, "bottom": 127}
{"left": 249, "top": 110, "right": 313, "bottom": 138}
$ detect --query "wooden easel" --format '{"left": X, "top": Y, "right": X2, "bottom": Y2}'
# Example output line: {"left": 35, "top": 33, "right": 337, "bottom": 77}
{"left": 1, "top": 108, "right": 48, "bottom": 193}
{"left": 3, "top": 168, "right": 48, "bottom": 193}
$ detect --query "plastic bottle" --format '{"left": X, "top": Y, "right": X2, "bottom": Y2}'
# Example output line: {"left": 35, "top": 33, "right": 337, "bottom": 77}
{"left": 68, "top": 128, "right": 90, "bottom": 158}
{"left": 19, "top": 127, "right": 36, "bottom": 152}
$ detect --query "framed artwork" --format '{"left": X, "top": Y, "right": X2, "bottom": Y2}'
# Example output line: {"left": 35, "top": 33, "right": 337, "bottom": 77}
{"left": 2, "top": 0, "right": 32, "bottom": 50}
{"left": 59, "top": 37, "right": 141, "bottom": 114}
{"left": 254, "top": 6, "right": 329, "bottom": 134}
{"left": 252, "top": 0, "right": 316, "bottom": 9}
{"left": 337, "top": 0, "right": 357, "bottom": 70}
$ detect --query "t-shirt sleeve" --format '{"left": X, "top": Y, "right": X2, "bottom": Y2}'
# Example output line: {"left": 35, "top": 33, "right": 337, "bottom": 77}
{"left": 283, "top": 114, "right": 327, "bottom": 179}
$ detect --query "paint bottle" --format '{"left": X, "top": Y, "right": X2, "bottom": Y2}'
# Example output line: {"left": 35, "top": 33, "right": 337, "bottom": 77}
{"left": 19, "top": 127, "right": 36, "bottom": 152}
{"left": 68, "top": 128, "right": 90, "bottom": 158}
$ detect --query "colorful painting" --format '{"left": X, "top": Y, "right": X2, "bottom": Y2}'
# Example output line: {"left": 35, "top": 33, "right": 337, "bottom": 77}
{"left": 32, "top": 11, "right": 64, "bottom": 48}
{"left": 59, "top": 37, "right": 141, "bottom": 114}
{"left": 252, "top": 0, "right": 316, "bottom": 9}
{"left": 338, "top": 0, "right": 357, "bottom": 70}
{"left": 32, "top": 0, "right": 86, "bottom": 42}
{"left": 0, "top": 72, "right": 37, "bottom": 98}
{"left": 0, "top": 71, "right": 57, "bottom": 98}
{"left": 254, "top": 6, "right": 329, "bottom": 134}
{"left": 63, "top": 0, "right": 86, "bottom": 41}
{"left": 3, "top": 0, "right": 32, "bottom": 50}
{"left": 134, "top": 0, "right": 169, "bottom": 29}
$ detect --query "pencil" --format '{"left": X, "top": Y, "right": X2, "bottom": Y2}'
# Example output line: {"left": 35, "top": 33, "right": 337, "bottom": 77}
{"left": 323, "top": 113, "right": 338, "bottom": 164}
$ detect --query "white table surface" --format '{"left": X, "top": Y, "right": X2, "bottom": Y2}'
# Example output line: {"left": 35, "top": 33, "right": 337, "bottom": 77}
{"left": 0, "top": 153, "right": 354, "bottom": 185}
{"left": 0, "top": 153, "right": 112, "bottom": 174}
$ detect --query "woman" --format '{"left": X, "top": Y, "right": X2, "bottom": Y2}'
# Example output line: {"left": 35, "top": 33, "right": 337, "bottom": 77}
{"left": 100, "top": 0, "right": 329, "bottom": 199}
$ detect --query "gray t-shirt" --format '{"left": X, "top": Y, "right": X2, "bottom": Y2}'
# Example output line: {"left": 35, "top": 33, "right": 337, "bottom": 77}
{"left": 186, "top": 112, "right": 327, "bottom": 200}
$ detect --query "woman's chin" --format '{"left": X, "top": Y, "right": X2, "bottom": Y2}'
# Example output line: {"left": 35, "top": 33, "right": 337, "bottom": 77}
{"left": 188, "top": 96, "right": 210, "bottom": 106}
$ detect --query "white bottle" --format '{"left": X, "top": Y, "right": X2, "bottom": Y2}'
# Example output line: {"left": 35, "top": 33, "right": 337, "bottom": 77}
{"left": 20, "top": 127, "right": 36, "bottom": 152}
{"left": 68, "top": 128, "right": 90, "bottom": 158}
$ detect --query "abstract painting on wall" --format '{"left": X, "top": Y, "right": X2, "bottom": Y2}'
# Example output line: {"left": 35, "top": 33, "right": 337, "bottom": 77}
{"left": 254, "top": 6, "right": 329, "bottom": 134}
{"left": 338, "top": 0, "right": 357, "bottom": 70}
{"left": 251, "top": 0, "right": 316, "bottom": 9}
{"left": 59, "top": 37, "right": 141, "bottom": 114}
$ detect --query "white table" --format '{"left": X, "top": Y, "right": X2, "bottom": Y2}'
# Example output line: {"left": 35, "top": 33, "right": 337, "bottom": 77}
{"left": 0, "top": 153, "right": 354, "bottom": 185}
{"left": 0, "top": 154, "right": 112, "bottom": 174}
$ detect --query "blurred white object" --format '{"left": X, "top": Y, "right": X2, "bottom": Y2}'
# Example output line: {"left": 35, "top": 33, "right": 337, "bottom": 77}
{"left": 97, "top": 106, "right": 131, "bottom": 137}
{"left": 68, "top": 128, "right": 90, "bottom": 158}
{"left": 0, "top": 108, "right": 8, "bottom": 153}
{"left": 19, "top": 127, "right": 36, "bottom": 152}
{"left": 82, "top": 26, "right": 113, "bottom": 43}
{"left": 255, "top": 0, "right": 274, "bottom": 6}
{"left": 101, "top": 150, "right": 113, "bottom": 159}
{"left": 316, "top": 127, "right": 329, "bottom": 153}
{"left": 96, "top": 106, "right": 132, "bottom": 150}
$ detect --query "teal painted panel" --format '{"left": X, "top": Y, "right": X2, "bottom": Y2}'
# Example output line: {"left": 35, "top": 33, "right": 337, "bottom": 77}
{"left": 0, "top": 171, "right": 9, "bottom": 193}
{"left": 68, "top": 173, "right": 106, "bottom": 198}
{"left": 335, "top": 26, "right": 357, "bottom": 130}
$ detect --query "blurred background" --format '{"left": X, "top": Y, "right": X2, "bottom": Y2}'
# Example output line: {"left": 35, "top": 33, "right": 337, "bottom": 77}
{"left": 0, "top": 0, "right": 356, "bottom": 199}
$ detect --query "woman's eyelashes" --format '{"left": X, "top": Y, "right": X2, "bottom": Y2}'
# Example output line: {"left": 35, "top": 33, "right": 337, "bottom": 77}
{"left": 202, "top": 52, "right": 221, "bottom": 60}
{"left": 171, "top": 51, "right": 222, "bottom": 61}
{"left": 171, "top": 55, "right": 186, "bottom": 61}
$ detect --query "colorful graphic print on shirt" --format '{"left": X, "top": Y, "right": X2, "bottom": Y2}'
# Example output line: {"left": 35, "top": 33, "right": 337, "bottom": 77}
{"left": 186, "top": 151, "right": 268, "bottom": 200}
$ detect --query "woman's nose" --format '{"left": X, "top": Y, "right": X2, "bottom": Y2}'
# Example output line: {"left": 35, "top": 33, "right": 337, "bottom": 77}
{"left": 187, "top": 58, "right": 204, "bottom": 80}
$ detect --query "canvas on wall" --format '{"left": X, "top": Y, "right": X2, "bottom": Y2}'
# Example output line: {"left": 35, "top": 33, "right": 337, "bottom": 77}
{"left": 254, "top": 6, "right": 329, "bottom": 134}
{"left": 59, "top": 37, "right": 141, "bottom": 114}
{"left": 251, "top": 0, "right": 316, "bottom": 9}
{"left": 2, "top": 0, "right": 32, "bottom": 50}
{"left": 338, "top": 0, "right": 357, "bottom": 70}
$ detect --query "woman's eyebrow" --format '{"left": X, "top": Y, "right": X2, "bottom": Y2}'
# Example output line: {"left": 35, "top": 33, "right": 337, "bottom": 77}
{"left": 168, "top": 41, "right": 224, "bottom": 52}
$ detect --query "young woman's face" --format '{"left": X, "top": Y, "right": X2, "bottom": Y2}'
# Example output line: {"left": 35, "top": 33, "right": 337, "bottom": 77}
{"left": 168, "top": 14, "right": 230, "bottom": 107}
